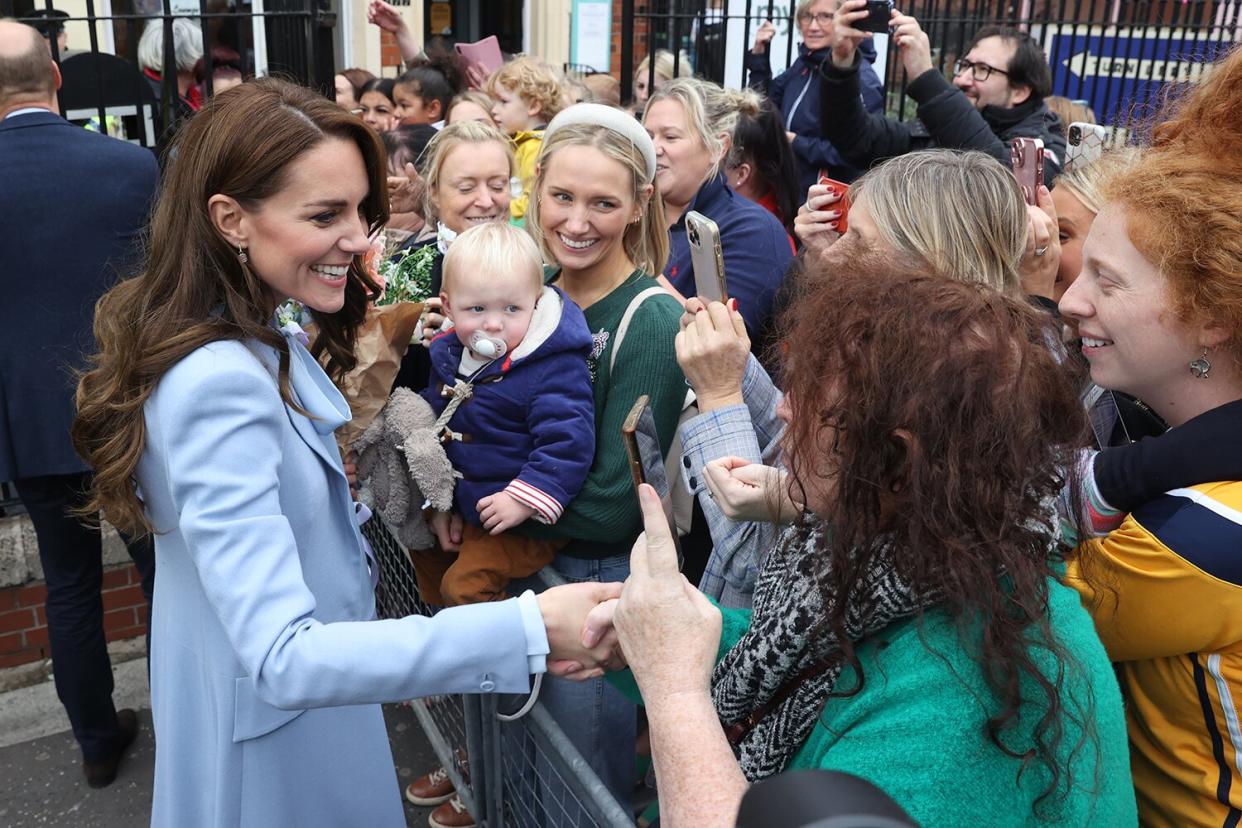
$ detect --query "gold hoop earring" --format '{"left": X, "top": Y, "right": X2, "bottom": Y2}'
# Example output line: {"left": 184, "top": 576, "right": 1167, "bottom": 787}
{"left": 1190, "top": 347, "right": 1211, "bottom": 379}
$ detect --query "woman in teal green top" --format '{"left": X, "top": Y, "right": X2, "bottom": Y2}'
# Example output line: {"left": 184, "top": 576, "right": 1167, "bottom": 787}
{"left": 598, "top": 252, "right": 1137, "bottom": 826}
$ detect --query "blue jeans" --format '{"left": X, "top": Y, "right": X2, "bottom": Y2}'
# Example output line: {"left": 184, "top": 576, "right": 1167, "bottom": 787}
{"left": 512, "top": 553, "right": 635, "bottom": 819}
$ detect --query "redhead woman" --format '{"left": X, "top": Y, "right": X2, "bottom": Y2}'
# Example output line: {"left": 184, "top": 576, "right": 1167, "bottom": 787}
{"left": 71, "top": 79, "right": 619, "bottom": 828}
{"left": 1058, "top": 47, "right": 1242, "bottom": 827}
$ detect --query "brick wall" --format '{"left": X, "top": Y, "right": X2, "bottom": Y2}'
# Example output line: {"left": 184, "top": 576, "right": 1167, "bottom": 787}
{"left": 380, "top": 31, "right": 404, "bottom": 69}
{"left": 610, "top": 0, "right": 651, "bottom": 79}
{"left": 0, "top": 563, "right": 147, "bottom": 670}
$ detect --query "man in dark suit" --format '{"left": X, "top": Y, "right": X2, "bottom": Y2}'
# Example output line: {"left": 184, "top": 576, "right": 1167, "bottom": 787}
{"left": 0, "top": 18, "right": 159, "bottom": 788}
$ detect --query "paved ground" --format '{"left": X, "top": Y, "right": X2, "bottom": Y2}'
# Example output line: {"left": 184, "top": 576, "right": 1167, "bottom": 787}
{"left": 0, "top": 658, "right": 446, "bottom": 828}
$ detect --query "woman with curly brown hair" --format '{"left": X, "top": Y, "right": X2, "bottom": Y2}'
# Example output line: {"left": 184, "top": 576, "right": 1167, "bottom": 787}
{"left": 591, "top": 249, "right": 1136, "bottom": 826}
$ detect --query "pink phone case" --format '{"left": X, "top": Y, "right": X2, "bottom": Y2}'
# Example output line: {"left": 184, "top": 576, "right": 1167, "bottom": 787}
{"left": 454, "top": 36, "right": 503, "bottom": 77}
{"left": 1009, "top": 138, "right": 1045, "bottom": 205}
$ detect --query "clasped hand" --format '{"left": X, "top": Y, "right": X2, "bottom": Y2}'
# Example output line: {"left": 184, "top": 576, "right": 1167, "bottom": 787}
{"left": 703, "top": 456, "right": 802, "bottom": 525}
{"left": 555, "top": 485, "right": 722, "bottom": 697}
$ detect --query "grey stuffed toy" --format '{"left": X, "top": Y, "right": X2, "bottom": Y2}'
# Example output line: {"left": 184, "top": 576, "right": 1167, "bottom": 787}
{"left": 353, "top": 388, "right": 456, "bottom": 551}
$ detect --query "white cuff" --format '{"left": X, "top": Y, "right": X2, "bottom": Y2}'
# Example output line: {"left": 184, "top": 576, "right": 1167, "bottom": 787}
{"left": 516, "top": 589, "right": 549, "bottom": 675}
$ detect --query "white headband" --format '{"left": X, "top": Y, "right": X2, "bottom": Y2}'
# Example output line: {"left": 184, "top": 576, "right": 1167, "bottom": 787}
{"left": 543, "top": 103, "right": 658, "bottom": 184}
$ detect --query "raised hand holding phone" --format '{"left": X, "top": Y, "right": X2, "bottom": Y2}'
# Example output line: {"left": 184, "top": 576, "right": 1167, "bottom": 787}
{"left": 674, "top": 301, "right": 750, "bottom": 413}
{"left": 1017, "top": 183, "right": 1060, "bottom": 300}
{"left": 795, "top": 181, "right": 845, "bottom": 252}
{"left": 1010, "top": 137, "right": 1045, "bottom": 205}
{"left": 889, "top": 10, "right": 934, "bottom": 78}
{"left": 831, "top": 0, "right": 875, "bottom": 69}
{"left": 613, "top": 484, "right": 722, "bottom": 699}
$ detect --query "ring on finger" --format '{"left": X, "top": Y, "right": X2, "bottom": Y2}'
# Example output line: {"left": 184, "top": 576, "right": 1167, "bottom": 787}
{"left": 1034, "top": 245, "right": 1049, "bottom": 257}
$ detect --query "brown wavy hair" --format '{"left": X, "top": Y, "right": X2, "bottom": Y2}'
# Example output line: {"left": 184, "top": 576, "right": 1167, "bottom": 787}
{"left": 72, "top": 78, "right": 387, "bottom": 536}
{"left": 779, "top": 250, "right": 1092, "bottom": 814}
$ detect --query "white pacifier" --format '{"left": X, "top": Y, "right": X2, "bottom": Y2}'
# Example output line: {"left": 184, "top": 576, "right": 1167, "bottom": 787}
{"left": 468, "top": 330, "right": 508, "bottom": 359}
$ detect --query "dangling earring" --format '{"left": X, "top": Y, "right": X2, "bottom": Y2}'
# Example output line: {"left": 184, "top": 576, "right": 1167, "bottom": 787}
{"left": 1189, "top": 347, "right": 1211, "bottom": 379}
{"left": 237, "top": 243, "right": 249, "bottom": 264}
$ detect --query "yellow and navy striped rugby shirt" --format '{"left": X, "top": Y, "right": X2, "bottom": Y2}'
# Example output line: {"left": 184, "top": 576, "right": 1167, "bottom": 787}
{"left": 1070, "top": 481, "right": 1242, "bottom": 828}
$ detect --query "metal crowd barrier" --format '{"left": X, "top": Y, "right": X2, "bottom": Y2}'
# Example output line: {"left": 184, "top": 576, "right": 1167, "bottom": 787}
{"left": 362, "top": 516, "right": 633, "bottom": 828}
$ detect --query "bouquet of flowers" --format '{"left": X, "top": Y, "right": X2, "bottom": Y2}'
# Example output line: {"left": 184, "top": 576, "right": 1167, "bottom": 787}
{"left": 332, "top": 236, "right": 434, "bottom": 447}
{"left": 375, "top": 242, "right": 437, "bottom": 307}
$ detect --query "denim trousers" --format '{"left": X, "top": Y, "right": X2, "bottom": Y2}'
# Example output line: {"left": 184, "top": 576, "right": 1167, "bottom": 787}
{"left": 511, "top": 552, "right": 635, "bottom": 822}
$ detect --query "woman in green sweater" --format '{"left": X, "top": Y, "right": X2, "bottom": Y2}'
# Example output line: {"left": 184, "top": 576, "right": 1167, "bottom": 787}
{"left": 600, "top": 251, "right": 1137, "bottom": 826}
{"left": 514, "top": 103, "right": 688, "bottom": 807}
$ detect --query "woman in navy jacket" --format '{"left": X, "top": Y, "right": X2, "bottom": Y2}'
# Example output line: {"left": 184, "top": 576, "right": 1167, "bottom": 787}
{"left": 645, "top": 79, "right": 795, "bottom": 361}
{"left": 745, "top": 0, "right": 884, "bottom": 190}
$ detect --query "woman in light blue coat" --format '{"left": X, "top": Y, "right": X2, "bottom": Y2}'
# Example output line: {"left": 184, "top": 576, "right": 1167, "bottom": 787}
{"left": 71, "top": 78, "right": 620, "bottom": 827}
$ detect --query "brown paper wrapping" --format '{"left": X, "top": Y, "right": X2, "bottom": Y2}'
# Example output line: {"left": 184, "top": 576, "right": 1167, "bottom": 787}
{"left": 330, "top": 301, "right": 423, "bottom": 450}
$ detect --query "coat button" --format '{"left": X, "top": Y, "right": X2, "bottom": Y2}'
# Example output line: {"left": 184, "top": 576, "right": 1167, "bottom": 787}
{"left": 480, "top": 675, "right": 496, "bottom": 692}
{"left": 683, "top": 455, "right": 692, "bottom": 469}
{"left": 688, "top": 476, "right": 698, "bottom": 489}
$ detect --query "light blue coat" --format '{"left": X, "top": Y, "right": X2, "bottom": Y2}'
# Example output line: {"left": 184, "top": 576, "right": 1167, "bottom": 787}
{"left": 138, "top": 331, "right": 544, "bottom": 827}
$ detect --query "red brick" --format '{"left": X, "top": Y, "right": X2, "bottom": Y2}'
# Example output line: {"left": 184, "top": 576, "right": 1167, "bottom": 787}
{"left": 23, "top": 627, "right": 49, "bottom": 648}
{"left": 103, "top": 584, "right": 146, "bottom": 611}
{"left": 101, "top": 567, "right": 131, "bottom": 590}
{"left": 0, "top": 607, "right": 36, "bottom": 634}
{"left": 0, "top": 588, "right": 17, "bottom": 611}
{"left": 0, "top": 648, "right": 42, "bottom": 669}
{"left": 135, "top": 604, "right": 150, "bottom": 626}
{"left": 16, "top": 583, "right": 46, "bottom": 608}
{"left": 0, "top": 631, "right": 24, "bottom": 654}
{"left": 34, "top": 604, "right": 45, "bottom": 625}
{"left": 103, "top": 607, "right": 136, "bottom": 632}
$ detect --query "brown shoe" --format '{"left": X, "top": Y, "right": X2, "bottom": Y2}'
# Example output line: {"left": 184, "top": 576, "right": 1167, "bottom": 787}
{"left": 405, "top": 765, "right": 455, "bottom": 806}
{"left": 83, "top": 708, "right": 139, "bottom": 789}
{"left": 428, "top": 795, "right": 475, "bottom": 828}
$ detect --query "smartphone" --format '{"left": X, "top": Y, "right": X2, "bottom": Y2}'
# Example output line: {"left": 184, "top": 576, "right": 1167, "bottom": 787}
{"left": 453, "top": 36, "right": 504, "bottom": 78}
{"left": 816, "top": 172, "right": 850, "bottom": 234}
{"left": 621, "top": 395, "right": 650, "bottom": 493}
{"left": 859, "top": 0, "right": 894, "bottom": 33}
{"left": 1009, "top": 137, "right": 1045, "bottom": 205}
{"left": 621, "top": 396, "right": 681, "bottom": 556}
{"left": 1066, "top": 122, "right": 1108, "bottom": 170}
{"left": 685, "top": 211, "right": 727, "bottom": 303}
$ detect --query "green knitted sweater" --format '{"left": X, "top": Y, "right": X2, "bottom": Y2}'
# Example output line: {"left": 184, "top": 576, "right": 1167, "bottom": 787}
{"left": 520, "top": 270, "right": 685, "bottom": 559}
{"left": 616, "top": 576, "right": 1138, "bottom": 826}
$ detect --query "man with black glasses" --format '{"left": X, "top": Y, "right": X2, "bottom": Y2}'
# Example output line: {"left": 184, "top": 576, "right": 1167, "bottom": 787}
{"left": 817, "top": 0, "right": 1065, "bottom": 182}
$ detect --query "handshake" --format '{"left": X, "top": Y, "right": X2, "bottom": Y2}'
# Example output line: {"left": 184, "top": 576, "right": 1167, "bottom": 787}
{"left": 536, "top": 484, "right": 725, "bottom": 701}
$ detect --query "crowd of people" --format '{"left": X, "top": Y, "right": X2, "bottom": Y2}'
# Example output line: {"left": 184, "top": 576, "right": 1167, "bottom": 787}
{"left": 2, "top": 0, "right": 1242, "bottom": 826}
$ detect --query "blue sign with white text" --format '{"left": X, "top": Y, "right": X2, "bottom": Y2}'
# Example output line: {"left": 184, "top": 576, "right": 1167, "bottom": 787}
{"left": 1047, "top": 28, "right": 1233, "bottom": 125}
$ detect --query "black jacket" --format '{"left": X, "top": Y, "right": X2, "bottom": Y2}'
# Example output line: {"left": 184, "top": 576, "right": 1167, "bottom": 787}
{"left": 818, "top": 52, "right": 1065, "bottom": 182}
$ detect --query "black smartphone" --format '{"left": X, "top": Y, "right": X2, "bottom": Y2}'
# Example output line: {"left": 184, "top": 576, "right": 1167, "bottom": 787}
{"left": 859, "top": 0, "right": 894, "bottom": 33}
